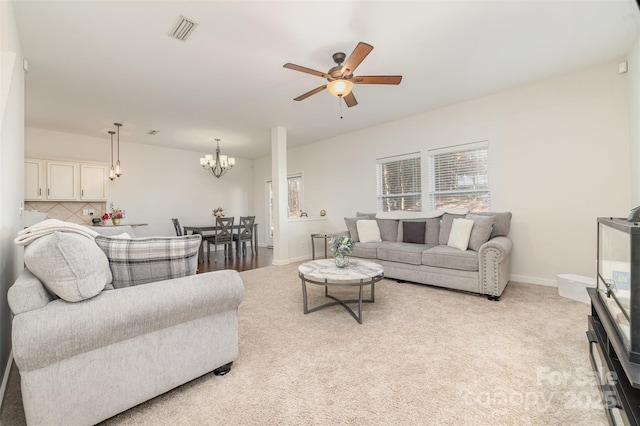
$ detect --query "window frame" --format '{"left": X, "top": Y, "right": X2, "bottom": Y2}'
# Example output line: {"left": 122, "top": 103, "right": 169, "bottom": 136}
{"left": 428, "top": 140, "right": 491, "bottom": 211}
{"left": 376, "top": 152, "right": 422, "bottom": 212}
{"left": 266, "top": 172, "right": 304, "bottom": 221}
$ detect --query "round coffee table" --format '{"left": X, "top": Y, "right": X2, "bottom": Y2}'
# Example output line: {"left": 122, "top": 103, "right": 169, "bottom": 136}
{"left": 298, "top": 259, "right": 384, "bottom": 324}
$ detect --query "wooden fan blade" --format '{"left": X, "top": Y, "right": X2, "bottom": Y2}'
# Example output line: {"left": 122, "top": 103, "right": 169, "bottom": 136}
{"left": 353, "top": 75, "right": 402, "bottom": 85}
{"left": 294, "top": 85, "right": 327, "bottom": 101}
{"left": 343, "top": 92, "right": 358, "bottom": 108}
{"left": 341, "top": 42, "right": 373, "bottom": 76}
{"left": 283, "top": 63, "right": 329, "bottom": 79}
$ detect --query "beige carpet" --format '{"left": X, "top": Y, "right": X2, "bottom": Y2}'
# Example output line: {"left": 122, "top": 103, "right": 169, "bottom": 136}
{"left": 1, "top": 262, "right": 607, "bottom": 425}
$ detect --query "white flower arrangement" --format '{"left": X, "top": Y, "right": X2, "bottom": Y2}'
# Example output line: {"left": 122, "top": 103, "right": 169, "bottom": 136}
{"left": 330, "top": 235, "right": 354, "bottom": 257}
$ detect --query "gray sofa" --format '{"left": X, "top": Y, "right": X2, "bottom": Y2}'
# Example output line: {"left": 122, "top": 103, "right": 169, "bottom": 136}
{"left": 8, "top": 222, "right": 244, "bottom": 425}
{"left": 343, "top": 211, "right": 513, "bottom": 300}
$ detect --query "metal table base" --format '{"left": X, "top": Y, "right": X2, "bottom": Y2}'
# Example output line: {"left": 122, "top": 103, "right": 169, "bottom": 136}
{"left": 299, "top": 272, "right": 382, "bottom": 324}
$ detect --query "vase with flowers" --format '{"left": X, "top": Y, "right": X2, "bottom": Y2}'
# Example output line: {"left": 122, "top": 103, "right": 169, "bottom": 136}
{"left": 109, "top": 203, "right": 125, "bottom": 226}
{"left": 212, "top": 207, "right": 225, "bottom": 218}
{"left": 330, "top": 235, "right": 354, "bottom": 268}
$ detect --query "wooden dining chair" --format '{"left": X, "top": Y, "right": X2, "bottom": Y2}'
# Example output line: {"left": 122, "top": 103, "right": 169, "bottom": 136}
{"left": 233, "top": 216, "right": 255, "bottom": 256}
{"left": 206, "top": 217, "right": 235, "bottom": 261}
{"left": 171, "top": 218, "right": 183, "bottom": 236}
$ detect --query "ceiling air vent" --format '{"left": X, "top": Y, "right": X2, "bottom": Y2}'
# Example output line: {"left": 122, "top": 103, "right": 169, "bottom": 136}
{"left": 169, "top": 16, "right": 198, "bottom": 42}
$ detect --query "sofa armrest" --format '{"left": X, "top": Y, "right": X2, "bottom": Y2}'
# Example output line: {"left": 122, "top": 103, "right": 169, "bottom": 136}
{"left": 333, "top": 230, "right": 350, "bottom": 239}
{"left": 478, "top": 236, "right": 512, "bottom": 261}
{"left": 12, "top": 270, "right": 244, "bottom": 372}
{"left": 478, "top": 236, "right": 513, "bottom": 297}
{"left": 8, "top": 269, "right": 55, "bottom": 315}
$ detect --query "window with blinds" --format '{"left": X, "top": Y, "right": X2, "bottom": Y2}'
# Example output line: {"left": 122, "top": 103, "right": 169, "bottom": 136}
{"left": 428, "top": 141, "right": 490, "bottom": 211}
{"left": 376, "top": 153, "right": 422, "bottom": 212}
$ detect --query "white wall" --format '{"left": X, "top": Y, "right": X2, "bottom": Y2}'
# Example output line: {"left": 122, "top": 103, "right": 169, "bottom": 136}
{"left": 0, "top": 0, "right": 25, "bottom": 397}
{"left": 25, "top": 127, "right": 255, "bottom": 236}
{"left": 254, "top": 61, "right": 631, "bottom": 285}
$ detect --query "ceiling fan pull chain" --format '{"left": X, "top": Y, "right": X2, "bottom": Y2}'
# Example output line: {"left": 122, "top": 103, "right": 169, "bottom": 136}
{"left": 339, "top": 96, "right": 344, "bottom": 119}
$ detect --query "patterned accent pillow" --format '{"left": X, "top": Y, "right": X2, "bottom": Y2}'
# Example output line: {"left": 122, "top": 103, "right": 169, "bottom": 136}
{"left": 94, "top": 235, "right": 201, "bottom": 288}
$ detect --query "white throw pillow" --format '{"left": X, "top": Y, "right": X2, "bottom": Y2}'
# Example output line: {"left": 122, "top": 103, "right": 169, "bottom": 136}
{"left": 447, "top": 218, "right": 475, "bottom": 251}
{"left": 356, "top": 220, "right": 382, "bottom": 243}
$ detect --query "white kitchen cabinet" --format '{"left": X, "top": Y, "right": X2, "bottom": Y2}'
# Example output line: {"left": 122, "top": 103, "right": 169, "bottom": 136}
{"left": 80, "top": 164, "right": 107, "bottom": 200}
{"left": 24, "top": 159, "right": 45, "bottom": 200}
{"left": 47, "top": 161, "right": 78, "bottom": 200}
{"left": 24, "top": 159, "right": 109, "bottom": 201}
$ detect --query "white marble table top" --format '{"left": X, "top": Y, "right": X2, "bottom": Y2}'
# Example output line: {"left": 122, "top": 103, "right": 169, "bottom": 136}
{"left": 298, "top": 258, "right": 384, "bottom": 282}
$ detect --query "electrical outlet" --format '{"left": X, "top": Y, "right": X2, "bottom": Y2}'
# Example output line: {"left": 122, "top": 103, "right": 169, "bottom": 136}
{"left": 82, "top": 209, "right": 89, "bottom": 216}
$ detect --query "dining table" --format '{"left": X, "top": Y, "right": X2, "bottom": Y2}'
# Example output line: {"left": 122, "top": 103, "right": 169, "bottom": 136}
{"left": 183, "top": 223, "right": 258, "bottom": 262}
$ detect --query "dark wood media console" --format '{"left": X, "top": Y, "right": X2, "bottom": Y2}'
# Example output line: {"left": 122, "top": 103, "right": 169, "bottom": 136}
{"left": 588, "top": 288, "right": 640, "bottom": 425}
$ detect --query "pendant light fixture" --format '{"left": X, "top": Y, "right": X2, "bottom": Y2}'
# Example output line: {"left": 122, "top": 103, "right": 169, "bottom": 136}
{"left": 114, "top": 123, "right": 123, "bottom": 177}
{"left": 108, "top": 130, "right": 116, "bottom": 181}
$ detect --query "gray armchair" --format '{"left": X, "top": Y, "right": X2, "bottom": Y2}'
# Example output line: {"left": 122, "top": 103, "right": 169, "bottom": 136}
{"left": 8, "top": 223, "right": 244, "bottom": 425}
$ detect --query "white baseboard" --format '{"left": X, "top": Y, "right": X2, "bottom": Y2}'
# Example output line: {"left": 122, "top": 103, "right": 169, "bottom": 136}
{"left": 510, "top": 275, "right": 557, "bottom": 287}
{"left": 0, "top": 350, "right": 13, "bottom": 412}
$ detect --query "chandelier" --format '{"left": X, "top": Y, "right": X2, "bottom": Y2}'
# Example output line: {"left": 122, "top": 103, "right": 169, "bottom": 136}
{"left": 200, "top": 138, "right": 235, "bottom": 178}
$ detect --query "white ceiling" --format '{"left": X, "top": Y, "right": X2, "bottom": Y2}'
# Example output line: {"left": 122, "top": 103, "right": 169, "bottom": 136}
{"left": 12, "top": 0, "right": 640, "bottom": 159}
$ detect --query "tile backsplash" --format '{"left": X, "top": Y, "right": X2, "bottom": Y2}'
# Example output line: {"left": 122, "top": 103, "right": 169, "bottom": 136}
{"left": 25, "top": 201, "right": 107, "bottom": 225}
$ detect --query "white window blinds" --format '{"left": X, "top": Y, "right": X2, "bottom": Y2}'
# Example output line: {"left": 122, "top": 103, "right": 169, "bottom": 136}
{"left": 429, "top": 141, "right": 491, "bottom": 211}
{"left": 376, "top": 153, "right": 422, "bottom": 212}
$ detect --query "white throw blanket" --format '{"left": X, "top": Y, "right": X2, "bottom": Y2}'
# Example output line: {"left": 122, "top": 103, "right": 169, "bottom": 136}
{"left": 15, "top": 219, "right": 99, "bottom": 246}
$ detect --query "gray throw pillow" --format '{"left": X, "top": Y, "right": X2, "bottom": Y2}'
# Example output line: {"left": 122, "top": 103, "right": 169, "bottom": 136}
{"left": 403, "top": 221, "right": 426, "bottom": 244}
{"left": 24, "top": 232, "right": 111, "bottom": 302}
{"left": 471, "top": 211, "right": 512, "bottom": 238}
{"left": 344, "top": 217, "right": 360, "bottom": 242}
{"left": 95, "top": 235, "right": 201, "bottom": 288}
{"left": 466, "top": 214, "right": 496, "bottom": 251}
{"left": 377, "top": 219, "right": 399, "bottom": 242}
{"left": 425, "top": 218, "right": 441, "bottom": 244}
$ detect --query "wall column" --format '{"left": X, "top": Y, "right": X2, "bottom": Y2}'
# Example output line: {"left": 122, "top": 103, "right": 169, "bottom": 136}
{"left": 271, "top": 126, "right": 289, "bottom": 265}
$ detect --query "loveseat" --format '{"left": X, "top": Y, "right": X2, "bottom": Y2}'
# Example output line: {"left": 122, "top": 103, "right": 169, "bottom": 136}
{"left": 8, "top": 220, "right": 244, "bottom": 425}
{"left": 343, "top": 210, "right": 512, "bottom": 300}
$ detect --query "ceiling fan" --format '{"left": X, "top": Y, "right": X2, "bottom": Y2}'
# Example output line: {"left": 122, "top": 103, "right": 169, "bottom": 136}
{"left": 283, "top": 42, "right": 402, "bottom": 108}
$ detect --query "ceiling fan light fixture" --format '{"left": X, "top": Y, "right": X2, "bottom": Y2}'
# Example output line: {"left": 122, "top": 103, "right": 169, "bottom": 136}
{"left": 327, "top": 79, "right": 353, "bottom": 98}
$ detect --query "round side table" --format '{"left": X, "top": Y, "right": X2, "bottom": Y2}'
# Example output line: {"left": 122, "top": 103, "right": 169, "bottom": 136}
{"left": 310, "top": 232, "right": 333, "bottom": 259}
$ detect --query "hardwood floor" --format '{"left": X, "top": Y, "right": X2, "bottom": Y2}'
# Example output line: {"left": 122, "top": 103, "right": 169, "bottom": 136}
{"left": 197, "top": 246, "right": 273, "bottom": 273}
